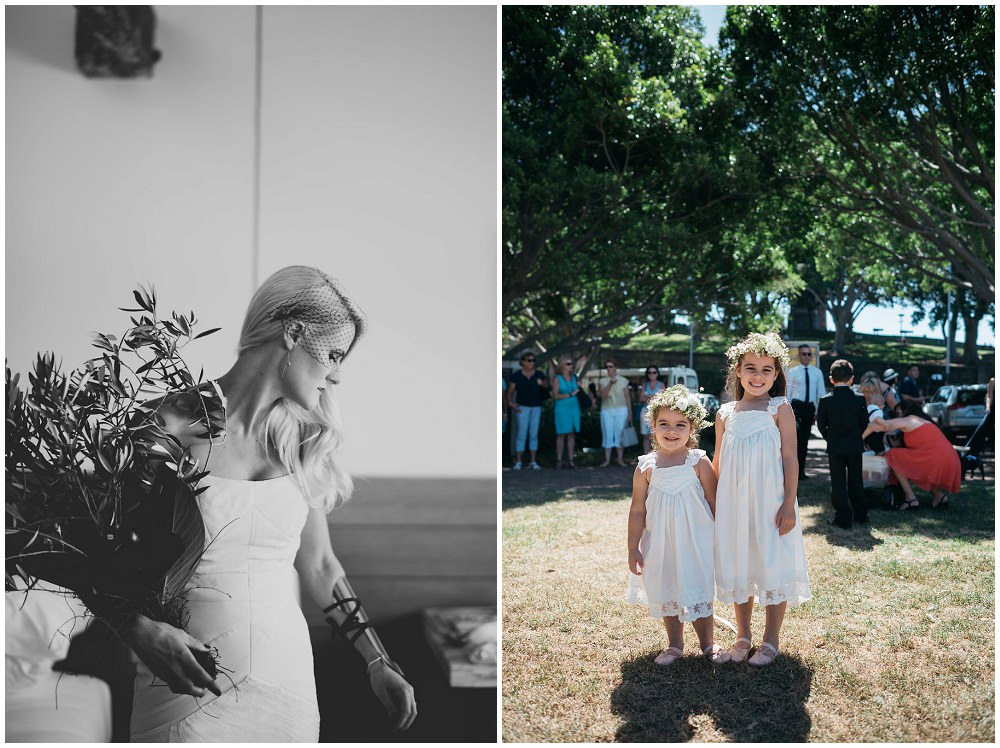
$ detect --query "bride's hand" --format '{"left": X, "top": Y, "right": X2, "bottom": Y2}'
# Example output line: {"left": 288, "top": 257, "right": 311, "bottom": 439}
{"left": 369, "top": 661, "right": 417, "bottom": 731}
{"left": 123, "top": 615, "right": 222, "bottom": 697}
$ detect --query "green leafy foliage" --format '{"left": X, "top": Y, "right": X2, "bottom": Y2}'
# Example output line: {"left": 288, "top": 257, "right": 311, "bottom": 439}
{"left": 503, "top": 5, "right": 793, "bottom": 366}
{"left": 5, "top": 285, "right": 224, "bottom": 627}
{"left": 503, "top": 7, "right": 993, "bottom": 367}
{"left": 723, "top": 5, "right": 994, "bottom": 303}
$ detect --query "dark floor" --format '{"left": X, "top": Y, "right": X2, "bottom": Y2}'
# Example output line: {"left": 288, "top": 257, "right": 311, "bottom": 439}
{"left": 314, "top": 613, "right": 496, "bottom": 743}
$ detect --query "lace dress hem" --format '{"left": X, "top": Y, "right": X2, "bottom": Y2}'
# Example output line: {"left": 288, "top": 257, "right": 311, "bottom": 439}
{"left": 715, "top": 576, "right": 812, "bottom": 608}
{"left": 627, "top": 584, "right": 715, "bottom": 621}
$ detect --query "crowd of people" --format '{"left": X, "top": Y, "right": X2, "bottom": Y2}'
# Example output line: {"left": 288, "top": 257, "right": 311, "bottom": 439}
{"left": 505, "top": 343, "right": 992, "bottom": 526}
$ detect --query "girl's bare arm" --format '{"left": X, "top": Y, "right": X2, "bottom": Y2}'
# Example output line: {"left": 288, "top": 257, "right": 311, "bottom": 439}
{"left": 775, "top": 402, "right": 799, "bottom": 535}
{"left": 696, "top": 455, "right": 719, "bottom": 517}
{"left": 627, "top": 467, "right": 649, "bottom": 574}
{"left": 711, "top": 412, "right": 726, "bottom": 476}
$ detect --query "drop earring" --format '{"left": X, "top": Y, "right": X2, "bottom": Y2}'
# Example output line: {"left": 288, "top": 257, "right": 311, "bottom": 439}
{"left": 281, "top": 349, "right": 293, "bottom": 378}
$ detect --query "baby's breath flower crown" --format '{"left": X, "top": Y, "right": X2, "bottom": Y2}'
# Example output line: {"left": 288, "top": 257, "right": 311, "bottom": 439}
{"left": 725, "top": 332, "right": 791, "bottom": 369}
{"left": 646, "top": 384, "right": 709, "bottom": 433}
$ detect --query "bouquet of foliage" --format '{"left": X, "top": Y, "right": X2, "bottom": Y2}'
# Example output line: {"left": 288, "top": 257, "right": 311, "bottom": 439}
{"left": 6, "top": 285, "right": 225, "bottom": 668}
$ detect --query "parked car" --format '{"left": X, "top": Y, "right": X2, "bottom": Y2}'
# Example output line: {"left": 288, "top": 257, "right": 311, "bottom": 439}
{"left": 696, "top": 392, "right": 720, "bottom": 421}
{"left": 922, "top": 384, "right": 988, "bottom": 441}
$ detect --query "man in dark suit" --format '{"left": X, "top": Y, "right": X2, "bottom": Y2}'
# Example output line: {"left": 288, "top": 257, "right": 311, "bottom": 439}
{"left": 816, "top": 359, "right": 870, "bottom": 529}
{"left": 788, "top": 344, "right": 823, "bottom": 479}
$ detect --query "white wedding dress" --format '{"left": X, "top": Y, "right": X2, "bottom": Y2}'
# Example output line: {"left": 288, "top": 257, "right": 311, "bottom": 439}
{"left": 130, "top": 473, "right": 320, "bottom": 742}
{"left": 627, "top": 449, "right": 716, "bottom": 621}
{"left": 714, "top": 397, "right": 811, "bottom": 607}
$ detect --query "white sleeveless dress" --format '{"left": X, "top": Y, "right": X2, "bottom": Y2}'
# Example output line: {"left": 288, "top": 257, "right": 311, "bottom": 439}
{"left": 130, "top": 473, "right": 320, "bottom": 742}
{"left": 714, "top": 397, "right": 811, "bottom": 607}
{"left": 627, "top": 449, "right": 716, "bottom": 621}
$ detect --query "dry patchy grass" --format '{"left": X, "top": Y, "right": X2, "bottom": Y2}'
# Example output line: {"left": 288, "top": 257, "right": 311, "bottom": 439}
{"left": 502, "top": 477, "right": 995, "bottom": 742}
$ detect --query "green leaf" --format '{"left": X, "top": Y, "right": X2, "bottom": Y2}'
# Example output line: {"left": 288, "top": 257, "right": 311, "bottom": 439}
{"left": 133, "top": 289, "right": 151, "bottom": 313}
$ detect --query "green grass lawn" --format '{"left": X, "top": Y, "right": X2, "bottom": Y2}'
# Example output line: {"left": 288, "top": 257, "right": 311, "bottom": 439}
{"left": 502, "top": 476, "right": 995, "bottom": 742}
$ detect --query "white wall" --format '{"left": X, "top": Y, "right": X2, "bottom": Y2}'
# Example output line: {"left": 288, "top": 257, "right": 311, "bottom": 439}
{"left": 5, "top": 5, "right": 256, "bottom": 376}
{"left": 5, "top": 6, "right": 497, "bottom": 478}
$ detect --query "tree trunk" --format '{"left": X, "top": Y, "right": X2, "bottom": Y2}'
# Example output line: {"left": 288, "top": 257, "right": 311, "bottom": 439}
{"left": 831, "top": 307, "right": 853, "bottom": 355}
{"left": 961, "top": 311, "right": 981, "bottom": 365}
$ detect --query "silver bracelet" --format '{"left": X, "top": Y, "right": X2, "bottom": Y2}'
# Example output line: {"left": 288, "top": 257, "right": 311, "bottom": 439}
{"left": 366, "top": 654, "right": 388, "bottom": 673}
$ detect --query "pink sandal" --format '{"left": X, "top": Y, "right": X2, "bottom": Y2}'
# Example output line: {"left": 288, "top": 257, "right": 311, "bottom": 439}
{"left": 723, "top": 637, "right": 752, "bottom": 664}
{"left": 654, "top": 647, "right": 684, "bottom": 666}
{"left": 749, "top": 641, "right": 780, "bottom": 667}
{"left": 703, "top": 643, "right": 729, "bottom": 664}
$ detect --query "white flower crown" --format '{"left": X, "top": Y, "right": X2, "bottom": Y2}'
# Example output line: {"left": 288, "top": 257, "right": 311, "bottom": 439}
{"left": 725, "top": 332, "right": 791, "bottom": 369}
{"left": 646, "top": 384, "right": 709, "bottom": 432}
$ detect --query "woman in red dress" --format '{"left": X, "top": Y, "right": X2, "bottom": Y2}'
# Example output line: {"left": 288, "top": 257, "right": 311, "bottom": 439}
{"left": 870, "top": 402, "right": 961, "bottom": 509}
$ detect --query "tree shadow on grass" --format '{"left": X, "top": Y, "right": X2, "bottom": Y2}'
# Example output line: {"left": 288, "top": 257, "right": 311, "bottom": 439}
{"left": 610, "top": 650, "right": 812, "bottom": 742}
{"left": 796, "top": 482, "right": 994, "bottom": 546}
{"left": 503, "top": 481, "right": 631, "bottom": 510}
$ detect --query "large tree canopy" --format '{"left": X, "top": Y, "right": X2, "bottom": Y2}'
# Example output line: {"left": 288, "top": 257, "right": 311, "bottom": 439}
{"left": 723, "top": 5, "right": 995, "bottom": 303}
{"left": 503, "top": 5, "right": 993, "bottom": 363}
{"left": 503, "top": 5, "right": 794, "bottom": 363}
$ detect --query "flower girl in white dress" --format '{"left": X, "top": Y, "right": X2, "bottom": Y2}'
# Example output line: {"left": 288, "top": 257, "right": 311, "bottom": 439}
{"left": 713, "top": 333, "right": 812, "bottom": 667}
{"left": 627, "top": 385, "right": 728, "bottom": 665}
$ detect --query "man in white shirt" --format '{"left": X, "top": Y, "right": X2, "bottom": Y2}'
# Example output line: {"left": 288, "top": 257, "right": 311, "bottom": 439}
{"left": 787, "top": 344, "right": 823, "bottom": 479}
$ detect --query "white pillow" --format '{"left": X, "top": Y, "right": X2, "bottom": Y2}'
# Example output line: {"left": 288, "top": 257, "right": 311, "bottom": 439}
{"left": 5, "top": 585, "right": 90, "bottom": 688}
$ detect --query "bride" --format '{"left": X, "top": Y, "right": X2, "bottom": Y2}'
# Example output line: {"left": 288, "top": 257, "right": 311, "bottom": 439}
{"left": 119, "top": 265, "right": 415, "bottom": 741}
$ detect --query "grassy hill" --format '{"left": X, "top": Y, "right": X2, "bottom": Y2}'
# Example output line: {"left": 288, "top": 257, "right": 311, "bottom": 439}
{"left": 622, "top": 331, "right": 994, "bottom": 363}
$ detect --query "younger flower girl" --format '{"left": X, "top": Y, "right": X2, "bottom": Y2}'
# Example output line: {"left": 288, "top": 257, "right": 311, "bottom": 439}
{"left": 627, "top": 385, "right": 727, "bottom": 665}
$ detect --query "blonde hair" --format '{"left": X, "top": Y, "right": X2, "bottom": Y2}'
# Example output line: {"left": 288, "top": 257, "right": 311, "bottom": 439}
{"left": 239, "top": 266, "right": 365, "bottom": 513}
{"left": 858, "top": 371, "right": 883, "bottom": 398}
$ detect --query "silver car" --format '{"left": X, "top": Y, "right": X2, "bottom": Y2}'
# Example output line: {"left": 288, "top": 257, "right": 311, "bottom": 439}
{"left": 922, "top": 384, "right": 988, "bottom": 440}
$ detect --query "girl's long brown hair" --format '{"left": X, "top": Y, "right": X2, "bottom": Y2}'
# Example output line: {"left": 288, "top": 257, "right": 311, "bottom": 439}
{"left": 725, "top": 354, "right": 788, "bottom": 401}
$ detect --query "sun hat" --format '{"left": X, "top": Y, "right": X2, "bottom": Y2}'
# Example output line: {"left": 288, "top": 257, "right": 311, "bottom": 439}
{"left": 882, "top": 368, "right": 899, "bottom": 383}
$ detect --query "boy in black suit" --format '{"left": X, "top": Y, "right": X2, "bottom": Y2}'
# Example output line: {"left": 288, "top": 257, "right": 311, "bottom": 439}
{"left": 816, "top": 359, "right": 870, "bottom": 529}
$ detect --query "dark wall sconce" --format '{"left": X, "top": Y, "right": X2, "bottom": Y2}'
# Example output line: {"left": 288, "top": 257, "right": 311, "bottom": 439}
{"left": 74, "top": 6, "right": 161, "bottom": 78}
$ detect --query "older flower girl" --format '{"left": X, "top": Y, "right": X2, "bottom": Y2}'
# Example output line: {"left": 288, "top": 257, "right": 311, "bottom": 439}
{"left": 713, "top": 333, "right": 811, "bottom": 667}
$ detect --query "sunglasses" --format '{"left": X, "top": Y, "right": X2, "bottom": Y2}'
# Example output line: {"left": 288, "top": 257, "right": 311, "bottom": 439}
{"left": 521, "top": 358, "right": 535, "bottom": 363}
{"left": 800, "top": 353, "right": 812, "bottom": 357}
{"left": 646, "top": 371, "right": 658, "bottom": 375}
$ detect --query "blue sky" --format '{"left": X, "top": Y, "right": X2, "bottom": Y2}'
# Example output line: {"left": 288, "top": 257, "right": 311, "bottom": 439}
{"left": 696, "top": 4, "right": 727, "bottom": 46}
{"left": 691, "top": 5, "right": 993, "bottom": 346}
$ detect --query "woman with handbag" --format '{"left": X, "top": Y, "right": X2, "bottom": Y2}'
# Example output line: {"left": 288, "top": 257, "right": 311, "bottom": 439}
{"left": 637, "top": 365, "right": 665, "bottom": 453}
{"left": 553, "top": 357, "right": 583, "bottom": 468}
{"left": 599, "top": 359, "right": 633, "bottom": 467}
